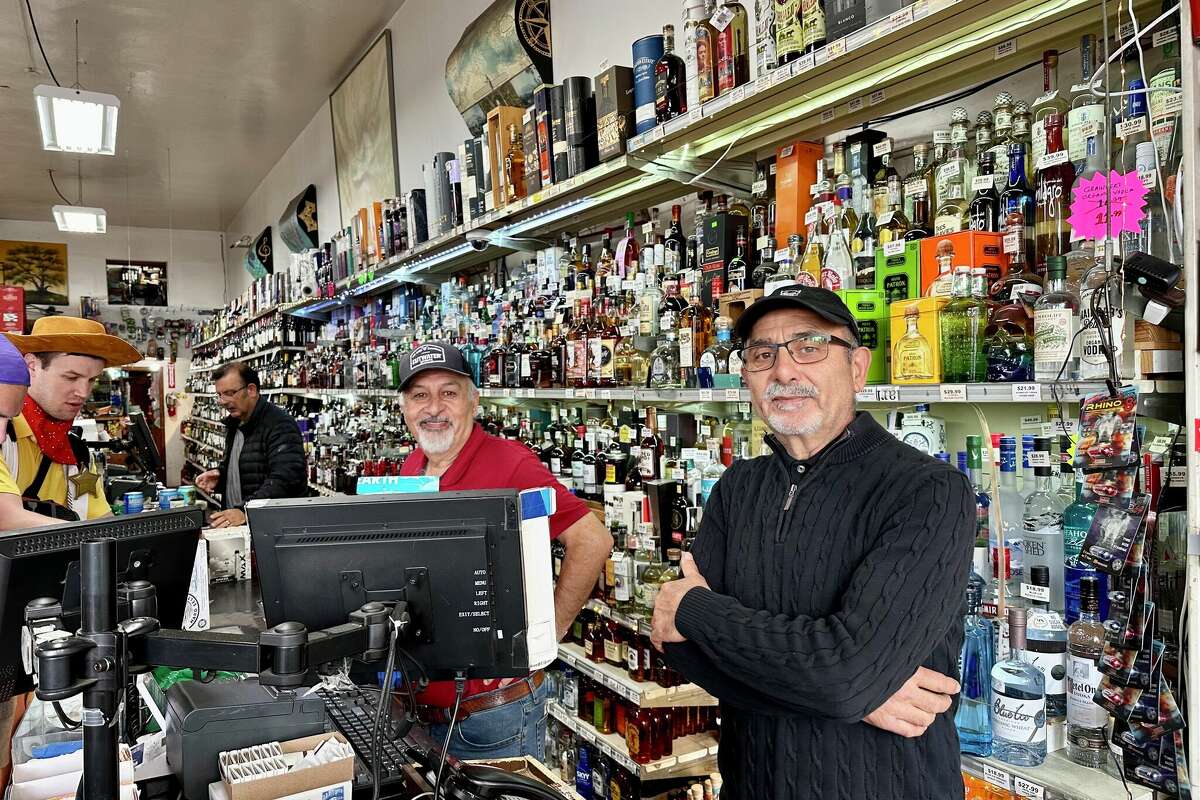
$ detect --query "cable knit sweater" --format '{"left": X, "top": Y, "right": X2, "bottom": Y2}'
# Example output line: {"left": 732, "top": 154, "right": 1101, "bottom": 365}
{"left": 665, "top": 411, "right": 975, "bottom": 799}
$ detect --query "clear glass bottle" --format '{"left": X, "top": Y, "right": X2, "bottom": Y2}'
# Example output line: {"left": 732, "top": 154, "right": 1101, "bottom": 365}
{"left": 956, "top": 580, "right": 994, "bottom": 756}
{"left": 1066, "top": 575, "right": 1109, "bottom": 768}
{"left": 698, "top": 316, "right": 735, "bottom": 388}
{"left": 1030, "top": 50, "right": 1070, "bottom": 170}
{"left": 1023, "top": 564, "right": 1068, "bottom": 721}
{"left": 1062, "top": 481, "right": 1103, "bottom": 625}
{"left": 924, "top": 239, "right": 957, "bottom": 298}
{"left": 989, "top": 92, "right": 1015, "bottom": 193}
{"left": 990, "top": 606, "right": 1048, "bottom": 766}
{"left": 939, "top": 267, "right": 987, "bottom": 382}
{"left": 1034, "top": 113, "right": 1074, "bottom": 274}
{"left": 1067, "top": 35, "right": 1105, "bottom": 174}
{"left": 965, "top": 435, "right": 994, "bottom": 581}
{"left": 1078, "top": 255, "right": 1129, "bottom": 381}
{"left": 890, "top": 304, "right": 934, "bottom": 381}
{"left": 1033, "top": 255, "right": 1080, "bottom": 381}
{"left": 933, "top": 107, "right": 970, "bottom": 235}
{"left": 1021, "top": 437, "right": 1065, "bottom": 610}
{"left": 715, "top": 1, "right": 750, "bottom": 95}
{"left": 648, "top": 328, "right": 682, "bottom": 389}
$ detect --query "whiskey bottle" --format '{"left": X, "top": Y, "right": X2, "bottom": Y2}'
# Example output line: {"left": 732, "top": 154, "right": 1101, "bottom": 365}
{"left": 504, "top": 123, "right": 526, "bottom": 204}
{"left": 654, "top": 25, "right": 688, "bottom": 123}
{"left": 726, "top": 226, "right": 748, "bottom": 290}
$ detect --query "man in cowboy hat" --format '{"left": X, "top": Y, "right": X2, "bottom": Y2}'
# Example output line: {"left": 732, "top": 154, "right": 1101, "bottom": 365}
{"left": 0, "top": 316, "right": 142, "bottom": 528}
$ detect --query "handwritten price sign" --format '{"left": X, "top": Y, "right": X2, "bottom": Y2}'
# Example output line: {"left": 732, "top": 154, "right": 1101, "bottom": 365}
{"left": 1067, "top": 170, "right": 1148, "bottom": 240}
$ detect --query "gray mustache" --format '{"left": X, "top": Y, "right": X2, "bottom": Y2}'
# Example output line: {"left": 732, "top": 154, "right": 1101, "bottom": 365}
{"left": 764, "top": 383, "right": 819, "bottom": 400}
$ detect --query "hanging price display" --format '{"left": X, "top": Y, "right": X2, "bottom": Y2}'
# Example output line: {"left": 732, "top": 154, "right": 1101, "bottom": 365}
{"left": 1067, "top": 170, "right": 1149, "bottom": 241}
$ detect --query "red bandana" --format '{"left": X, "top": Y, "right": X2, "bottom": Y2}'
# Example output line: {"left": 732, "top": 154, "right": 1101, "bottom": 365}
{"left": 22, "top": 396, "right": 77, "bottom": 465}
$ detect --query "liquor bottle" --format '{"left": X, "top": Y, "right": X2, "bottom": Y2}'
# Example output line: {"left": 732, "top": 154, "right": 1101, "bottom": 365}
{"left": 1021, "top": 437, "right": 1065, "bottom": 609}
{"left": 956, "top": 580, "right": 994, "bottom": 756}
{"left": 694, "top": 7, "right": 719, "bottom": 103}
{"left": 1023, "top": 565, "right": 1068, "bottom": 721}
{"left": 904, "top": 142, "right": 934, "bottom": 223}
{"left": 1000, "top": 143, "right": 1036, "bottom": 271}
{"left": 891, "top": 304, "right": 934, "bottom": 381}
{"left": 925, "top": 239, "right": 956, "bottom": 298}
{"left": 649, "top": 328, "right": 682, "bottom": 388}
{"left": 715, "top": 1, "right": 750, "bottom": 94}
{"left": 801, "top": 0, "right": 826, "bottom": 54}
{"left": 726, "top": 226, "right": 748, "bottom": 290}
{"left": 1033, "top": 256, "right": 1079, "bottom": 381}
{"left": 654, "top": 25, "right": 688, "bottom": 123}
{"left": 1062, "top": 481, "right": 1101, "bottom": 624}
{"left": 939, "top": 267, "right": 987, "bottom": 382}
{"left": 1034, "top": 113, "right": 1074, "bottom": 274}
{"left": 905, "top": 195, "right": 933, "bottom": 241}
{"left": 1067, "top": 35, "right": 1105, "bottom": 174}
{"left": 678, "top": 294, "right": 713, "bottom": 387}
{"left": 995, "top": 436, "right": 1025, "bottom": 564}
{"left": 754, "top": 0, "right": 777, "bottom": 76}
{"left": 875, "top": 157, "right": 909, "bottom": 244}
{"left": 971, "top": 110, "right": 994, "bottom": 191}
{"left": 822, "top": 202, "right": 855, "bottom": 289}
{"left": 989, "top": 92, "right": 1015, "bottom": 193}
{"left": 775, "top": 0, "right": 803, "bottom": 65}
{"left": 617, "top": 212, "right": 641, "bottom": 279}
{"left": 504, "top": 123, "right": 526, "bottom": 204}
{"left": 1011, "top": 101, "right": 1034, "bottom": 181}
{"left": 985, "top": 277, "right": 1036, "bottom": 384}
{"left": 1066, "top": 575, "right": 1108, "bottom": 768}
{"left": 990, "top": 606, "right": 1047, "bottom": 766}
{"left": 850, "top": 207, "right": 876, "bottom": 290}
{"left": 1119, "top": 80, "right": 1169, "bottom": 262}
{"left": 698, "top": 316, "right": 735, "bottom": 388}
{"left": 968, "top": 153, "right": 1001, "bottom": 232}
{"left": 798, "top": 220, "right": 824, "bottom": 285}
{"left": 664, "top": 204, "right": 689, "bottom": 276}
{"left": 933, "top": 108, "right": 970, "bottom": 235}
{"left": 1031, "top": 49, "right": 1070, "bottom": 167}
{"left": 1078, "top": 253, "right": 1129, "bottom": 381}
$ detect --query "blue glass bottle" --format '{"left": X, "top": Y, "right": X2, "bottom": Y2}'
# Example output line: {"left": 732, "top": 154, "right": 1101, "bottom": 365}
{"left": 575, "top": 742, "right": 592, "bottom": 797}
{"left": 1062, "top": 481, "right": 1108, "bottom": 624}
{"left": 957, "top": 581, "right": 994, "bottom": 756}
{"left": 991, "top": 606, "right": 1047, "bottom": 766}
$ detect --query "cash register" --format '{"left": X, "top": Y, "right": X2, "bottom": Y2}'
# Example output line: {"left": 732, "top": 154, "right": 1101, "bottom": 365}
{"left": 17, "top": 490, "right": 568, "bottom": 800}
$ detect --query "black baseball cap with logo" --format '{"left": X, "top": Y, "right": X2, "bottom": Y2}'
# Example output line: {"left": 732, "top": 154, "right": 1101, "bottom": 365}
{"left": 733, "top": 284, "right": 861, "bottom": 344}
{"left": 396, "top": 342, "right": 473, "bottom": 390}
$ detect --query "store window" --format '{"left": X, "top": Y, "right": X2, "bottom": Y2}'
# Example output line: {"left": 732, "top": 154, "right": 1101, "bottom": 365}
{"left": 106, "top": 259, "right": 168, "bottom": 306}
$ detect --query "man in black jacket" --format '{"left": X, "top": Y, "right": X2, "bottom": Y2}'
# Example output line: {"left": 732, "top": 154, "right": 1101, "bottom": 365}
{"left": 196, "top": 362, "right": 306, "bottom": 527}
{"left": 651, "top": 285, "right": 976, "bottom": 799}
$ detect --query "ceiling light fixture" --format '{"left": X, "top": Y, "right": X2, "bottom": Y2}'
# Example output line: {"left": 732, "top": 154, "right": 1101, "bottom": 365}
{"left": 51, "top": 159, "right": 106, "bottom": 233}
{"left": 29, "top": 17, "right": 119, "bottom": 154}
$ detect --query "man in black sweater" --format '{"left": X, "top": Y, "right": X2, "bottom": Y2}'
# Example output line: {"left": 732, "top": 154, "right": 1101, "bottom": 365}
{"left": 651, "top": 285, "right": 976, "bottom": 799}
{"left": 196, "top": 362, "right": 306, "bottom": 527}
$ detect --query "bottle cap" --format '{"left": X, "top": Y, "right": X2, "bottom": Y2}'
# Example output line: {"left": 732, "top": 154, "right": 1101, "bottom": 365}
{"left": 1007, "top": 606, "right": 1028, "bottom": 648}
{"left": 1030, "top": 564, "right": 1051, "bottom": 587}
{"left": 1079, "top": 575, "right": 1101, "bottom": 612}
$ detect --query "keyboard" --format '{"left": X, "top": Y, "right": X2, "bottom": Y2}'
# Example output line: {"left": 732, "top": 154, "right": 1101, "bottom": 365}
{"left": 318, "top": 685, "right": 419, "bottom": 790}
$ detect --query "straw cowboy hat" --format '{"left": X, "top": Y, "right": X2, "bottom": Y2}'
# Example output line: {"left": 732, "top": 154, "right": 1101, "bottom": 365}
{"left": 5, "top": 316, "right": 142, "bottom": 367}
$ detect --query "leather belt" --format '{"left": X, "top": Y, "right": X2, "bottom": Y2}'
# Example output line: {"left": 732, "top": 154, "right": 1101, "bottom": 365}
{"left": 414, "top": 671, "right": 546, "bottom": 725}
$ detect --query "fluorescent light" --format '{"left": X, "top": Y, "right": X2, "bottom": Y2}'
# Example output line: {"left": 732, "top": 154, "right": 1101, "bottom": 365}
{"left": 52, "top": 205, "right": 107, "bottom": 233}
{"left": 34, "top": 85, "right": 120, "bottom": 155}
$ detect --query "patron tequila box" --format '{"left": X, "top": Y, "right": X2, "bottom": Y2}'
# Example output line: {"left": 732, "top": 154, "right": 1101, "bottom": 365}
{"left": 836, "top": 289, "right": 888, "bottom": 384}
{"left": 918, "top": 231, "right": 1004, "bottom": 295}
{"left": 888, "top": 296, "right": 948, "bottom": 384}
{"left": 876, "top": 241, "right": 922, "bottom": 305}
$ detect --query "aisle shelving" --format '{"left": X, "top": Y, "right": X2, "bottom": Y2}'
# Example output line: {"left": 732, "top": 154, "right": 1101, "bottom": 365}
{"left": 556, "top": 642, "right": 716, "bottom": 709}
{"left": 546, "top": 701, "right": 718, "bottom": 781}
{"left": 181, "top": 436, "right": 221, "bottom": 460}
{"left": 960, "top": 753, "right": 1152, "bottom": 800}
{"left": 188, "top": 346, "right": 307, "bottom": 375}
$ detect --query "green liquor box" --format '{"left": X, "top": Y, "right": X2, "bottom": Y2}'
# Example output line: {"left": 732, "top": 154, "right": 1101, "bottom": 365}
{"left": 876, "top": 241, "right": 921, "bottom": 306}
{"left": 836, "top": 289, "right": 888, "bottom": 384}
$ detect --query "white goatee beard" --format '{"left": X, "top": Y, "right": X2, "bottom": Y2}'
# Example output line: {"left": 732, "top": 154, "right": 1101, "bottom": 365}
{"left": 415, "top": 423, "right": 456, "bottom": 455}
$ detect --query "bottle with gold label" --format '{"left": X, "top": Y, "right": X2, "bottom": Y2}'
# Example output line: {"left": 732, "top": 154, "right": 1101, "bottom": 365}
{"left": 893, "top": 304, "right": 935, "bottom": 381}
{"left": 775, "top": 0, "right": 803, "bottom": 65}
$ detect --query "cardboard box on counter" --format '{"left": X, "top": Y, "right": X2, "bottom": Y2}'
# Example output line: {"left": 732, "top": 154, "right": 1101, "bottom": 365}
{"left": 203, "top": 527, "right": 250, "bottom": 583}
{"left": 211, "top": 732, "right": 353, "bottom": 800}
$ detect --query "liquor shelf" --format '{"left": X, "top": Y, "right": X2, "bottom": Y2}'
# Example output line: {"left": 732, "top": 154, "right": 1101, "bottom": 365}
{"left": 961, "top": 753, "right": 1153, "bottom": 800}
{"left": 188, "top": 416, "right": 226, "bottom": 429}
{"left": 584, "top": 599, "right": 651, "bottom": 637}
{"left": 546, "top": 702, "right": 718, "bottom": 781}
{"left": 193, "top": 304, "right": 287, "bottom": 349}
{"left": 307, "top": 482, "right": 338, "bottom": 497}
{"left": 181, "top": 436, "right": 222, "bottom": 460}
{"left": 189, "top": 346, "right": 308, "bottom": 375}
{"left": 556, "top": 642, "right": 717, "bottom": 709}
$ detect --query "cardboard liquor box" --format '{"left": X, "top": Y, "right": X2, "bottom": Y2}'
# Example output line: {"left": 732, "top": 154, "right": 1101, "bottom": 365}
{"left": 826, "top": 0, "right": 903, "bottom": 41}
{"left": 836, "top": 289, "right": 888, "bottom": 384}
{"left": 718, "top": 288, "right": 764, "bottom": 330}
{"left": 486, "top": 105, "right": 526, "bottom": 208}
{"left": 468, "top": 756, "right": 585, "bottom": 800}
{"left": 214, "top": 732, "right": 354, "bottom": 800}
{"left": 595, "top": 65, "right": 635, "bottom": 162}
{"left": 203, "top": 526, "right": 251, "bottom": 583}
{"left": 549, "top": 83, "right": 570, "bottom": 181}
{"left": 876, "top": 240, "right": 922, "bottom": 305}
{"left": 522, "top": 107, "right": 542, "bottom": 194}
{"left": 563, "top": 76, "right": 598, "bottom": 177}
{"left": 888, "top": 296, "right": 948, "bottom": 384}
{"left": 774, "top": 141, "right": 824, "bottom": 248}
{"left": 533, "top": 85, "right": 555, "bottom": 185}
{"left": 918, "top": 231, "right": 1004, "bottom": 295}
{"left": 699, "top": 210, "right": 740, "bottom": 307}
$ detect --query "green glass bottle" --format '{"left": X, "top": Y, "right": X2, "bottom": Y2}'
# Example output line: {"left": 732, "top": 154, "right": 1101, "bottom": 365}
{"left": 939, "top": 267, "right": 988, "bottom": 382}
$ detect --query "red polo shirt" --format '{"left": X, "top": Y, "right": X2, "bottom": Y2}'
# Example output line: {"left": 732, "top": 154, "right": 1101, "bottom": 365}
{"left": 401, "top": 422, "right": 591, "bottom": 705}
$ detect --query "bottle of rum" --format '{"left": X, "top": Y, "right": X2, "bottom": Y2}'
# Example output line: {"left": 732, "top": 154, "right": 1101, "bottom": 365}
{"left": 990, "top": 606, "right": 1047, "bottom": 766}
{"left": 654, "top": 25, "right": 688, "bottom": 123}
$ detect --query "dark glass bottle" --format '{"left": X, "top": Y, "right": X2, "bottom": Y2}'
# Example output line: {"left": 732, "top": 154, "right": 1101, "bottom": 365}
{"left": 969, "top": 153, "right": 1002, "bottom": 232}
{"left": 1000, "top": 143, "right": 1037, "bottom": 273}
{"left": 654, "top": 25, "right": 687, "bottom": 123}
{"left": 905, "top": 195, "right": 933, "bottom": 241}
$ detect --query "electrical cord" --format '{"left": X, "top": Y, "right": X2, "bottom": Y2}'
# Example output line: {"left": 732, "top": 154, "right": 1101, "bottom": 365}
{"left": 867, "top": 58, "right": 1041, "bottom": 127}
{"left": 52, "top": 700, "right": 81, "bottom": 730}
{"left": 371, "top": 628, "right": 399, "bottom": 800}
{"left": 48, "top": 170, "right": 73, "bottom": 206}
{"left": 432, "top": 675, "right": 467, "bottom": 800}
{"left": 24, "top": 0, "right": 60, "bottom": 87}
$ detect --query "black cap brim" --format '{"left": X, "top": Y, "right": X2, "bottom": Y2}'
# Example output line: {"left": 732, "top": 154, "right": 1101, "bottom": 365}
{"left": 734, "top": 291, "right": 860, "bottom": 344}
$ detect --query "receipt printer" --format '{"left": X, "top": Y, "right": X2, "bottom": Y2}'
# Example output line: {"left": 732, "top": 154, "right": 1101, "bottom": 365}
{"left": 165, "top": 677, "right": 327, "bottom": 800}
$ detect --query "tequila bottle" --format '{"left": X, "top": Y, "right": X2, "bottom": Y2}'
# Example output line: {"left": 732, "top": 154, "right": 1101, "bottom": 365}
{"left": 1062, "top": 482, "right": 1103, "bottom": 625}
{"left": 924, "top": 239, "right": 956, "bottom": 297}
{"left": 1066, "top": 575, "right": 1109, "bottom": 768}
{"left": 933, "top": 108, "right": 970, "bottom": 235}
{"left": 939, "top": 267, "right": 987, "bottom": 382}
{"left": 698, "top": 316, "right": 735, "bottom": 388}
{"left": 956, "top": 580, "right": 994, "bottom": 756}
{"left": 891, "top": 304, "right": 934, "bottom": 381}
{"left": 1033, "top": 256, "right": 1079, "bottom": 381}
{"left": 822, "top": 205, "right": 855, "bottom": 289}
{"left": 1031, "top": 50, "right": 1070, "bottom": 170}
{"left": 904, "top": 142, "right": 933, "bottom": 222}
{"left": 1034, "top": 113, "right": 1074, "bottom": 274}
{"left": 1024, "top": 564, "right": 1068, "bottom": 721}
{"left": 850, "top": 206, "right": 877, "bottom": 290}
{"left": 990, "top": 606, "right": 1047, "bottom": 766}
{"left": 989, "top": 92, "right": 1015, "bottom": 192}
{"left": 648, "top": 328, "right": 682, "bottom": 388}
{"left": 1067, "top": 35, "right": 1105, "bottom": 174}
{"left": 968, "top": 153, "right": 1001, "bottom": 232}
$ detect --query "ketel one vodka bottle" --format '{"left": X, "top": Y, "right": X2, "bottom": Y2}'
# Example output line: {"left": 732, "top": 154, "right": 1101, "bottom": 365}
{"left": 991, "top": 606, "right": 1047, "bottom": 766}
{"left": 1066, "top": 575, "right": 1109, "bottom": 768}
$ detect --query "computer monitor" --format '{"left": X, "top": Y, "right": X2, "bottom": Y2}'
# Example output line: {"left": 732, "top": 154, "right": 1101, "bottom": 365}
{"left": 0, "top": 507, "right": 205, "bottom": 701}
{"left": 248, "top": 490, "right": 540, "bottom": 681}
{"left": 127, "top": 409, "right": 163, "bottom": 476}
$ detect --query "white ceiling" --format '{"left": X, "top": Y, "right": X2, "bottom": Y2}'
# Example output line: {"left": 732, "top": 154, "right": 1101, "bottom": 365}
{"left": 0, "top": 0, "right": 405, "bottom": 231}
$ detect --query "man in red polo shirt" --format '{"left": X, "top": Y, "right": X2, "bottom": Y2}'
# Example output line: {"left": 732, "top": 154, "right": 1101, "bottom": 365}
{"left": 396, "top": 342, "right": 612, "bottom": 760}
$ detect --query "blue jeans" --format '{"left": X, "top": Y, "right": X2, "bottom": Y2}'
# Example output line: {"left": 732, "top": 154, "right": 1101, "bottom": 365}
{"left": 428, "top": 676, "right": 548, "bottom": 761}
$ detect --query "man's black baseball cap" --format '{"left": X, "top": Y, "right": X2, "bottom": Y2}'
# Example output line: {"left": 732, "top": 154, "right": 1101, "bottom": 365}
{"left": 396, "top": 341, "right": 473, "bottom": 390}
{"left": 733, "top": 283, "right": 861, "bottom": 344}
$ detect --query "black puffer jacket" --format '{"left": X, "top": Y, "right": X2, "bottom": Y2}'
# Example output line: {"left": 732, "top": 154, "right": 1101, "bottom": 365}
{"left": 217, "top": 398, "right": 306, "bottom": 507}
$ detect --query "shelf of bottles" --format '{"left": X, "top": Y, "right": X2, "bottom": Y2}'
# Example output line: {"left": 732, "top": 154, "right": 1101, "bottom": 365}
{"left": 181, "top": 435, "right": 221, "bottom": 460}
{"left": 556, "top": 642, "right": 717, "bottom": 709}
{"left": 546, "top": 702, "right": 718, "bottom": 782}
{"left": 962, "top": 752, "right": 1153, "bottom": 800}
{"left": 189, "top": 346, "right": 308, "bottom": 375}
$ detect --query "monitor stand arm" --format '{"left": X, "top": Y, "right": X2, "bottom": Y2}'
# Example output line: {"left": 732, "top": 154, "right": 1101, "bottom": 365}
{"left": 24, "top": 537, "right": 401, "bottom": 800}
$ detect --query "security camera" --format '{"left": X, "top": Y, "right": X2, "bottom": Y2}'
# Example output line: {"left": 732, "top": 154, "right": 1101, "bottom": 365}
{"left": 466, "top": 229, "right": 493, "bottom": 252}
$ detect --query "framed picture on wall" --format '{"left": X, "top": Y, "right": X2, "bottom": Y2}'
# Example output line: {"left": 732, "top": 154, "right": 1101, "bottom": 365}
{"left": 0, "top": 240, "right": 69, "bottom": 305}
{"left": 330, "top": 30, "right": 401, "bottom": 227}
{"left": 106, "top": 259, "right": 168, "bottom": 305}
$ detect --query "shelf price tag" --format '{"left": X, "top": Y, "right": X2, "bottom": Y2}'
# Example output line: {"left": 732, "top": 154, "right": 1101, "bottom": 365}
{"left": 771, "top": 66, "right": 791, "bottom": 85}
{"left": 600, "top": 389, "right": 613, "bottom": 399}
{"left": 820, "top": 108, "right": 836, "bottom": 124}
{"left": 1013, "top": 777, "right": 1044, "bottom": 798}
{"left": 994, "top": 38, "right": 1018, "bottom": 59}
{"left": 876, "top": 385, "right": 899, "bottom": 403}
{"left": 869, "top": 88, "right": 886, "bottom": 106}
{"left": 698, "top": 389, "right": 714, "bottom": 401}
{"left": 1028, "top": 450, "right": 1051, "bottom": 468}
{"left": 1116, "top": 115, "right": 1148, "bottom": 140}
{"left": 1036, "top": 150, "right": 1070, "bottom": 171}
{"left": 1020, "top": 415, "right": 1043, "bottom": 428}
{"left": 982, "top": 764, "right": 1011, "bottom": 790}
{"left": 1021, "top": 582, "right": 1052, "bottom": 604}
{"left": 729, "top": 86, "right": 747, "bottom": 104}
{"left": 724, "top": 388, "right": 742, "bottom": 401}
{"left": 848, "top": 97, "right": 864, "bottom": 113}
{"left": 856, "top": 387, "right": 879, "bottom": 402}
{"left": 827, "top": 38, "right": 847, "bottom": 59}
{"left": 939, "top": 384, "right": 968, "bottom": 402}
{"left": 882, "top": 240, "right": 906, "bottom": 257}
{"left": 1011, "top": 383, "right": 1041, "bottom": 401}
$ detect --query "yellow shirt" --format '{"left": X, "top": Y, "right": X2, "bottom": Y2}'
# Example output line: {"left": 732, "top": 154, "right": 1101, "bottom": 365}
{"left": 0, "top": 414, "right": 110, "bottom": 519}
